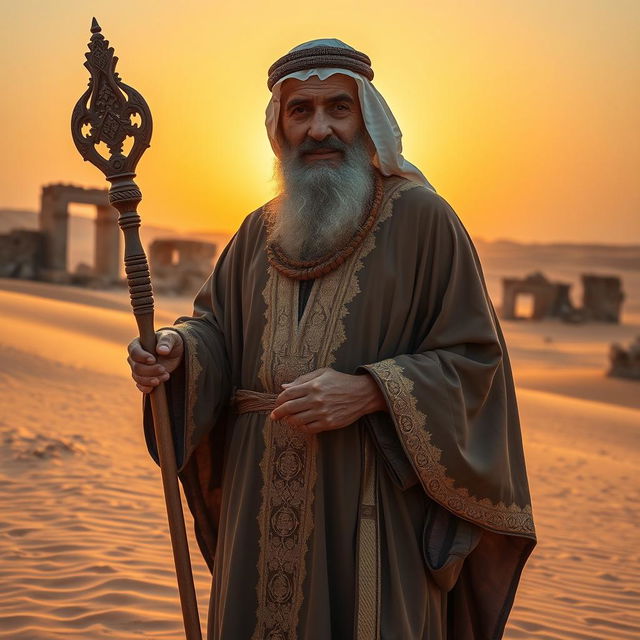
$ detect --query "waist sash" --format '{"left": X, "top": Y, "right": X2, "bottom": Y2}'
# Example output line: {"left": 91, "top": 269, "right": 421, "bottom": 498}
{"left": 232, "top": 389, "right": 278, "bottom": 414}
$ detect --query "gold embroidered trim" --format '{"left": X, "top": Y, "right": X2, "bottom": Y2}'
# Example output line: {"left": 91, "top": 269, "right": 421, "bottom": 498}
{"left": 324, "top": 177, "right": 419, "bottom": 370}
{"left": 253, "top": 177, "right": 422, "bottom": 639}
{"left": 364, "top": 359, "right": 535, "bottom": 537}
{"left": 254, "top": 266, "right": 321, "bottom": 640}
{"left": 253, "top": 417, "right": 317, "bottom": 640}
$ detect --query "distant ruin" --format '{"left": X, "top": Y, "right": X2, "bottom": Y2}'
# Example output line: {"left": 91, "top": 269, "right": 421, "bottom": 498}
{"left": 0, "top": 183, "right": 119, "bottom": 285}
{"left": 501, "top": 271, "right": 625, "bottom": 323}
{"left": 582, "top": 274, "right": 625, "bottom": 322}
{"left": 40, "top": 184, "right": 120, "bottom": 284}
{"left": 0, "top": 229, "right": 44, "bottom": 279}
{"left": 149, "top": 239, "right": 217, "bottom": 295}
{"left": 0, "top": 182, "right": 228, "bottom": 293}
{"left": 608, "top": 336, "right": 640, "bottom": 380}
{"left": 501, "top": 272, "right": 572, "bottom": 320}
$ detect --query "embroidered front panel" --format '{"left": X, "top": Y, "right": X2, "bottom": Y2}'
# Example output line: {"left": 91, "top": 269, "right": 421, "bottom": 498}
{"left": 364, "top": 359, "right": 535, "bottom": 537}
{"left": 253, "top": 178, "right": 420, "bottom": 639}
{"left": 253, "top": 418, "right": 316, "bottom": 640}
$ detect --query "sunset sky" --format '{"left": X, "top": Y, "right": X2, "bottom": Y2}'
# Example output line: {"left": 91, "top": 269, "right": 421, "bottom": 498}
{"left": 1, "top": 0, "right": 638, "bottom": 243}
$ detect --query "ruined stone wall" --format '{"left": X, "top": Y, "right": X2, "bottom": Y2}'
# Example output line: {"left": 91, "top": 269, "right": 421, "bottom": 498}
{"left": 149, "top": 238, "right": 217, "bottom": 296}
{"left": 608, "top": 336, "right": 640, "bottom": 380}
{"left": 501, "top": 271, "right": 626, "bottom": 323}
{"left": 0, "top": 230, "right": 44, "bottom": 279}
{"left": 39, "top": 183, "right": 119, "bottom": 283}
{"left": 501, "top": 272, "right": 573, "bottom": 320}
{"left": 582, "top": 274, "right": 625, "bottom": 323}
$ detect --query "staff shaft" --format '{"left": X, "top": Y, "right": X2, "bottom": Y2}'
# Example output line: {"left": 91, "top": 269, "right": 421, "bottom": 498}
{"left": 112, "top": 176, "right": 203, "bottom": 640}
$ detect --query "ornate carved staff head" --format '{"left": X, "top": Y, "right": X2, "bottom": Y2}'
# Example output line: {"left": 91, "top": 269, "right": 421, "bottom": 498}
{"left": 71, "top": 17, "right": 152, "bottom": 178}
{"left": 71, "top": 18, "right": 155, "bottom": 321}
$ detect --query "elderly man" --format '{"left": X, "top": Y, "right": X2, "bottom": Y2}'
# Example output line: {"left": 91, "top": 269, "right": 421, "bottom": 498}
{"left": 128, "top": 39, "right": 536, "bottom": 640}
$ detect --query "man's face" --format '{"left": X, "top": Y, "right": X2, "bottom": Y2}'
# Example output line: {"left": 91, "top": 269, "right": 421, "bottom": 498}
{"left": 279, "top": 75, "right": 366, "bottom": 165}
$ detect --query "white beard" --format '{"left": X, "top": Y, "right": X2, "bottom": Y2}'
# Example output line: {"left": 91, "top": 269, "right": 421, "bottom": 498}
{"left": 269, "top": 134, "right": 375, "bottom": 261}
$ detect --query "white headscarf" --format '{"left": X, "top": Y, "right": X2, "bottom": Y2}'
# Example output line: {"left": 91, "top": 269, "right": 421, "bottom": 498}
{"left": 265, "top": 38, "right": 435, "bottom": 192}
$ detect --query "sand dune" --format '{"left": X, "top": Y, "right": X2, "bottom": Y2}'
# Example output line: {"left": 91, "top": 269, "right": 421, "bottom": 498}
{"left": 0, "top": 280, "right": 638, "bottom": 639}
{"left": 1, "top": 285, "right": 211, "bottom": 639}
{"left": 507, "top": 390, "right": 640, "bottom": 639}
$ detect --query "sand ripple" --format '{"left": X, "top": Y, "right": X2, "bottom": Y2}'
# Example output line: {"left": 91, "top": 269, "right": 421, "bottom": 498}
{"left": 504, "top": 390, "right": 640, "bottom": 639}
{"left": 0, "top": 344, "right": 210, "bottom": 639}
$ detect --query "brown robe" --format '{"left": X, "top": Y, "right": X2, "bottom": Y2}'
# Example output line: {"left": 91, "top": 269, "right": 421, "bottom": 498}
{"left": 144, "top": 175, "right": 536, "bottom": 639}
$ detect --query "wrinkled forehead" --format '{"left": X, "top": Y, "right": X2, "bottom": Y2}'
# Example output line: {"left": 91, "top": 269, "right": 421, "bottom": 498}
{"left": 279, "top": 74, "right": 361, "bottom": 110}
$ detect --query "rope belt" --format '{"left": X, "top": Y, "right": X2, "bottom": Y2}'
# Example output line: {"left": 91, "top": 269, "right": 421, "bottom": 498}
{"left": 232, "top": 389, "right": 278, "bottom": 415}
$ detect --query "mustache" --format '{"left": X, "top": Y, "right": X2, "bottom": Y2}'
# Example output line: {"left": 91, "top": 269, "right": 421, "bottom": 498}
{"left": 295, "top": 136, "right": 348, "bottom": 155}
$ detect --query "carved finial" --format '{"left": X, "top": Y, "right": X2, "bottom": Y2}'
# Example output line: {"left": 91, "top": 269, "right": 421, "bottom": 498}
{"left": 71, "top": 19, "right": 152, "bottom": 178}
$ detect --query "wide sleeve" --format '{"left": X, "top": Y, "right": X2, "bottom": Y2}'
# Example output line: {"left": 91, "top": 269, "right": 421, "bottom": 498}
{"left": 361, "top": 192, "right": 536, "bottom": 639}
{"left": 142, "top": 232, "right": 242, "bottom": 571}
{"left": 143, "top": 240, "right": 234, "bottom": 472}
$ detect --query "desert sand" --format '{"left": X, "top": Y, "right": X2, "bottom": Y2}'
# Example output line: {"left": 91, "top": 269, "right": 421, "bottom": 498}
{"left": 0, "top": 276, "right": 638, "bottom": 639}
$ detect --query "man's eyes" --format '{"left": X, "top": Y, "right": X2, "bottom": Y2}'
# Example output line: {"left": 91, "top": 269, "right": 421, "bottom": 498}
{"left": 288, "top": 104, "right": 351, "bottom": 116}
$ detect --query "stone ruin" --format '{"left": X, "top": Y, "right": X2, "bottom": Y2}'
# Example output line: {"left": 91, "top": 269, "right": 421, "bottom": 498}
{"left": 608, "top": 336, "right": 640, "bottom": 380}
{"left": 501, "top": 271, "right": 625, "bottom": 323}
{"left": 501, "top": 272, "right": 573, "bottom": 320}
{"left": 40, "top": 183, "right": 119, "bottom": 284}
{"left": 149, "top": 238, "right": 217, "bottom": 296}
{"left": 0, "top": 183, "right": 224, "bottom": 293}
{"left": 581, "top": 274, "right": 625, "bottom": 322}
{"left": 0, "top": 229, "right": 44, "bottom": 279}
{"left": 0, "top": 183, "right": 120, "bottom": 285}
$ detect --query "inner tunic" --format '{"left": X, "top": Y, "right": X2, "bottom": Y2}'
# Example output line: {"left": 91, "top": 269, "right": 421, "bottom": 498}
{"left": 298, "top": 278, "right": 315, "bottom": 322}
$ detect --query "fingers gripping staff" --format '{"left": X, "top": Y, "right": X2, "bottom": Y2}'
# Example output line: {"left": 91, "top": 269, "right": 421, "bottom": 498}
{"left": 70, "top": 18, "right": 202, "bottom": 640}
{"left": 128, "top": 330, "right": 183, "bottom": 393}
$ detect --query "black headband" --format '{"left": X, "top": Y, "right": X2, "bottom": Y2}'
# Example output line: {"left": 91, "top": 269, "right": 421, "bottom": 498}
{"left": 267, "top": 46, "right": 374, "bottom": 91}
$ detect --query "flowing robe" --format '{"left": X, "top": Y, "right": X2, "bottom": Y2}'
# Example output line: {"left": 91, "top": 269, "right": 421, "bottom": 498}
{"left": 144, "top": 175, "right": 536, "bottom": 640}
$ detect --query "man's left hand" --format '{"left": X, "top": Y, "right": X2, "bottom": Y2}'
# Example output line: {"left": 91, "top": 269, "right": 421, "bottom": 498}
{"left": 270, "top": 367, "right": 387, "bottom": 434}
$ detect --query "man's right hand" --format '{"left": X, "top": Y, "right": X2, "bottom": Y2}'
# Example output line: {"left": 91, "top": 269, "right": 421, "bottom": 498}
{"left": 127, "top": 329, "right": 184, "bottom": 394}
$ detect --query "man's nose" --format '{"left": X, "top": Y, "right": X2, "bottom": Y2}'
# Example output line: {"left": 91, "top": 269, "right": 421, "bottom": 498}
{"left": 307, "top": 110, "right": 333, "bottom": 140}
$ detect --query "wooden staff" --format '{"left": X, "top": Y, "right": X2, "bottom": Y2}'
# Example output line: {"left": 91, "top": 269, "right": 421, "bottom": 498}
{"left": 71, "top": 18, "right": 202, "bottom": 640}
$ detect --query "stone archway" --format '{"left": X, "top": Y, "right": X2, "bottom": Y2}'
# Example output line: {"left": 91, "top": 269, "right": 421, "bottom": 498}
{"left": 501, "top": 272, "right": 572, "bottom": 320}
{"left": 39, "top": 183, "right": 119, "bottom": 283}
